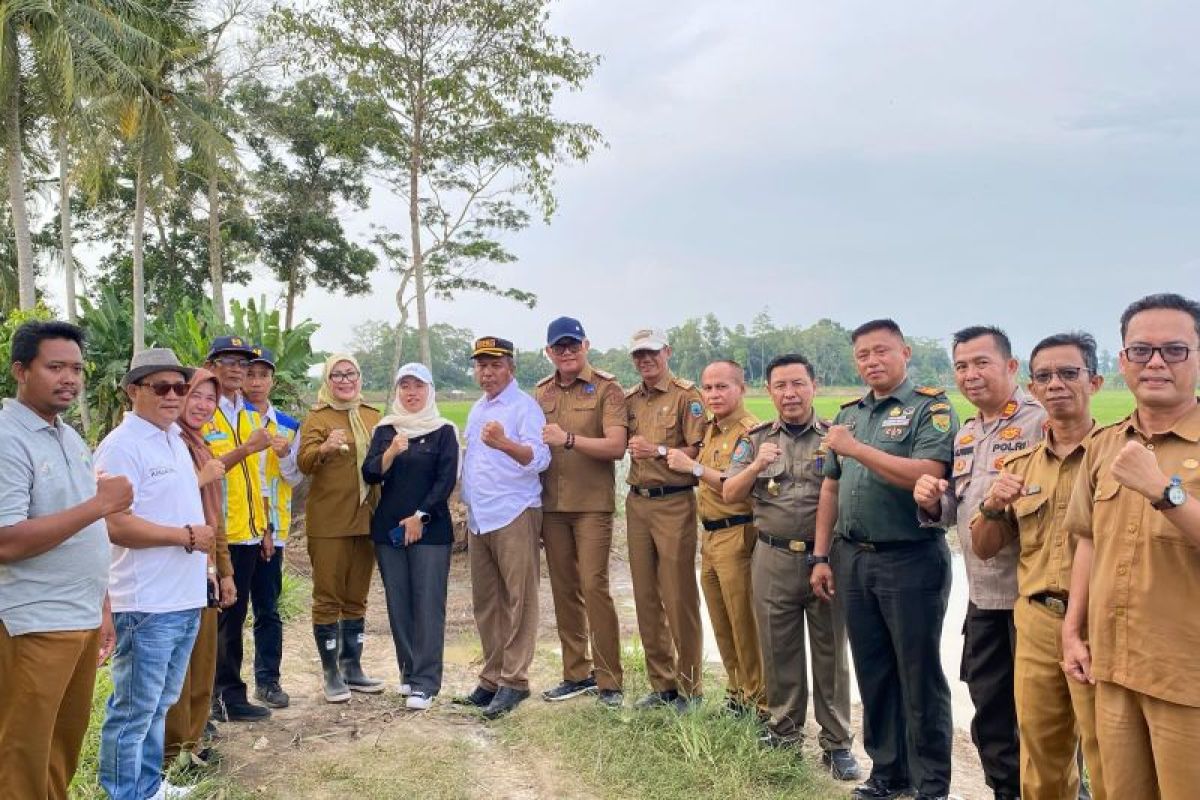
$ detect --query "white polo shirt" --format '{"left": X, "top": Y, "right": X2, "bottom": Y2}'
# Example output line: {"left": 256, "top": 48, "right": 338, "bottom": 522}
{"left": 95, "top": 412, "right": 207, "bottom": 613}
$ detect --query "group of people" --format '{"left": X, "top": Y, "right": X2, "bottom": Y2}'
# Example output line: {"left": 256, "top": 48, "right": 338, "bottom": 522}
{"left": 0, "top": 290, "right": 1196, "bottom": 800}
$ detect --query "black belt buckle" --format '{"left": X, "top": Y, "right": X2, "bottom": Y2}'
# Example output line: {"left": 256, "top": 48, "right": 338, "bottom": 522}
{"left": 757, "top": 531, "right": 812, "bottom": 553}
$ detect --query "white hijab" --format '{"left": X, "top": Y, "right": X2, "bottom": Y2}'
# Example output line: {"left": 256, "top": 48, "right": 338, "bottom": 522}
{"left": 374, "top": 362, "right": 458, "bottom": 441}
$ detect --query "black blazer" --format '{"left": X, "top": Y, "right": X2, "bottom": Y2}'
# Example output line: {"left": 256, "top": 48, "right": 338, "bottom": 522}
{"left": 362, "top": 423, "right": 459, "bottom": 545}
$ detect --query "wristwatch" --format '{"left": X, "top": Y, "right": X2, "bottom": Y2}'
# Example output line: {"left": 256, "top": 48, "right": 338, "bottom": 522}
{"left": 657, "top": 445, "right": 668, "bottom": 458}
{"left": 1151, "top": 476, "right": 1187, "bottom": 511}
{"left": 416, "top": 510, "right": 432, "bottom": 525}
{"left": 978, "top": 501, "right": 1007, "bottom": 522}
{"left": 807, "top": 554, "right": 830, "bottom": 567}
{"left": 691, "top": 462, "right": 704, "bottom": 478}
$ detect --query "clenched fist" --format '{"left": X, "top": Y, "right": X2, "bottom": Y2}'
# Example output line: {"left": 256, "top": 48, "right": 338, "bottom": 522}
{"left": 245, "top": 427, "right": 271, "bottom": 454}
{"left": 269, "top": 434, "right": 292, "bottom": 458}
{"left": 665, "top": 448, "right": 695, "bottom": 474}
{"left": 481, "top": 420, "right": 509, "bottom": 449}
{"left": 627, "top": 435, "right": 659, "bottom": 460}
{"left": 542, "top": 423, "right": 569, "bottom": 447}
{"left": 95, "top": 473, "right": 134, "bottom": 516}
{"left": 188, "top": 524, "right": 216, "bottom": 554}
{"left": 1110, "top": 440, "right": 1169, "bottom": 501}
{"left": 387, "top": 433, "right": 410, "bottom": 457}
{"left": 913, "top": 474, "right": 949, "bottom": 515}
{"left": 753, "top": 442, "right": 782, "bottom": 471}
{"left": 320, "top": 428, "right": 349, "bottom": 455}
{"left": 824, "top": 425, "right": 858, "bottom": 458}
{"left": 198, "top": 459, "right": 225, "bottom": 487}
{"left": 983, "top": 472, "right": 1025, "bottom": 513}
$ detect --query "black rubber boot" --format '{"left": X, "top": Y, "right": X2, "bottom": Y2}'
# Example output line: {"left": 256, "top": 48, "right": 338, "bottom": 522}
{"left": 338, "top": 618, "right": 383, "bottom": 693}
{"left": 314, "top": 623, "right": 351, "bottom": 703}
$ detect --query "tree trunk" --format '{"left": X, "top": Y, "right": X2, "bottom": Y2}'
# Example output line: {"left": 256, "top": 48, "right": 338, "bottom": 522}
{"left": 285, "top": 257, "right": 298, "bottom": 332}
{"left": 4, "top": 30, "right": 36, "bottom": 309}
{"left": 58, "top": 125, "right": 90, "bottom": 432}
{"left": 132, "top": 157, "right": 147, "bottom": 353}
{"left": 205, "top": 68, "right": 224, "bottom": 321}
{"left": 392, "top": 284, "right": 410, "bottom": 372}
{"left": 409, "top": 116, "right": 431, "bottom": 366}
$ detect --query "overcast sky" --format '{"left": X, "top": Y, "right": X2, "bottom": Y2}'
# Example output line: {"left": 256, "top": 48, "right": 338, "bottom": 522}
{"left": 58, "top": 0, "right": 1200, "bottom": 362}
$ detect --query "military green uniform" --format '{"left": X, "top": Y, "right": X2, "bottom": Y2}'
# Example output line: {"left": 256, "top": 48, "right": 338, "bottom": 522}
{"left": 823, "top": 378, "right": 958, "bottom": 797}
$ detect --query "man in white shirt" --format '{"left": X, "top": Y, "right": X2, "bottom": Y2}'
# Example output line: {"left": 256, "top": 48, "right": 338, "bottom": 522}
{"left": 458, "top": 336, "right": 551, "bottom": 720}
{"left": 95, "top": 349, "right": 216, "bottom": 800}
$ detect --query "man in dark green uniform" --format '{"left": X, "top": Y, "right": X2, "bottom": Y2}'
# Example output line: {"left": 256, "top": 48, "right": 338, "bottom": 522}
{"left": 810, "top": 319, "right": 958, "bottom": 800}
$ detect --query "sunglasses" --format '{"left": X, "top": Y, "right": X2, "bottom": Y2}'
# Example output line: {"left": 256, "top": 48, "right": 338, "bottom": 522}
{"left": 550, "top": 341, "right": 583, "bottom": 355}
{"left": 138, "top": 381, "right": 189, "bottom": 397}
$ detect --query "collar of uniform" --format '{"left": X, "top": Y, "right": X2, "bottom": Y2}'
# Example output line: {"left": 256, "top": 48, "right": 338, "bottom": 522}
{"left": 640, "top": 371, "right": 674, "bottom": 395}
{"left": 714, "top": 407, "right": 752, "bottom": 433}
{"left": 864, "top": 376, "right": 914, "bottom": 408}
{"left": 125, "top": 410, "right": 181, "bottom": 439}
{"left": 484, "top": 377, "right": 523, "bottom": 406}
{"left": 218, "top": 392, "right": 244, "bottom": 418}
{"left": 769, "top": 412, "right": 819, "bottom": 436}
{"left": 1129, "top": 399, "right": 1200, "bottom": 443}
{"left": 2, "top": 397, "right": 59, "bottom": 432}
{"left": 1043, "top": 419, "right": 1097, "bottom": 460}
{"left": 557, "top": 363, "right": 595, "bottom": 389}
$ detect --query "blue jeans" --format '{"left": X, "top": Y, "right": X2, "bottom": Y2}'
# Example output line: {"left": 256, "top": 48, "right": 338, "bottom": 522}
{"left": 99, "top": 609, "right": 200, "bottom": 800}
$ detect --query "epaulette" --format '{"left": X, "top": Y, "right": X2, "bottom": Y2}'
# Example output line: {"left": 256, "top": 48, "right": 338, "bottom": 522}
{"left": 535, "top": 374, "right": 553, "bottom": 387}
{"left": 1095, "top": 415, "right": 1132, "bottom": 434}
{"left": 747, "top": 420, "right": 774, "bottom": 434}
{"left": 671, "top": 376, "right": 696, "bottom": 390}
{"left": 915, "top": 385, "right": 946, "bottom": 397}
{"left": 816, "top": 417, "right": 832, "bottom": 430}
{"left": 592, "top": 368, "right": 615, "bottom": 381}
{"left": 839, "top": 396, "right": 863, "bottom": 409}
{"left": 738, "top": 415, "right": 760, "bottom": 432}
{"left": 1003, "top": 444, "right": 1040, "bottom": 469}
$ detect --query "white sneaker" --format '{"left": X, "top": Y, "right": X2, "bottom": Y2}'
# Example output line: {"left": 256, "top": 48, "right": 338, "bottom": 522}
{"left": 397, "top": 682, "right": 412, "bottom": 697}
{"left": 406, "top": 691, "right": 434, "bottom": 710}
{"left": 162, "top": 782, "right": 196, "bottom": 799}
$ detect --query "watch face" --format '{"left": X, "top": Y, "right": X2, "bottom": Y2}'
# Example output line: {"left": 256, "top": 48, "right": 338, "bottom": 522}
{"left": 1168, "top": 485, "right": 1187, "bottom": 506}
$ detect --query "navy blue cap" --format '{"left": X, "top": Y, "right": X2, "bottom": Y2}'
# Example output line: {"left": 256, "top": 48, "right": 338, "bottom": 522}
{"left": 205, "top": 335, "right": 256, "bottom": 361}
{"left": 249, "top": 345, "right": 275, "bottom": 369}
{"left": 546, "top": 316, "right": 586, "bottom": 345}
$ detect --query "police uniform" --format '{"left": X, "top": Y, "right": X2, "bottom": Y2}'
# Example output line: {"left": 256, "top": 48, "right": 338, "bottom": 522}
{"left": 921, "top": 388, "right": 1046, "bottom": 797}
{"left": 625, "top": 372, "right": 707, "bottom": 697}
{"left": 1064, "top": 403, "right": 1200, "bottom": 799}
{"left": 536, "top": 364, "right": 627, "bottom": 692}
{"left": 695, "top": 407, "right": 762, "bottom": 709}
{"left": 728, "top": 416, "right": 854, "bottom": 752}
{"left": 823, "top": 378, "right": 958, "bottom": 797}
{"left": 988, "top": 430, "right": 1105, "bottom": 800}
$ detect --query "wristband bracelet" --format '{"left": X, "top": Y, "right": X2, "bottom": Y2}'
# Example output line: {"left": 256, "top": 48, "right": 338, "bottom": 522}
{"left": 565, "top": 432, "right": 576, "bottom": 450}
{"left": 184, "top": 524, "right": 195, "bottom": 553}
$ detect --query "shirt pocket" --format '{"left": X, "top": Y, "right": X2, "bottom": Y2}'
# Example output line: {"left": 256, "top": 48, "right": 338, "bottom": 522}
{"left": 875, "top": 419, "right": 914, "bottom": 455}
{"left": 656, "top": 407, "right": 678, "bottom": 444}
{"left": 1012, "top": 492, "right": 1050, "bottom": 551}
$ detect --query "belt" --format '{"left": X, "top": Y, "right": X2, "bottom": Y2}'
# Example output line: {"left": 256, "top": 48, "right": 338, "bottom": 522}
{"left": 839, "top": 536, "right": 928, "bottom": 552}
{"left": 757, "top": 531, "right": 813, "bottom": 553}
{"left": 1029, "top": 592, "right": 1068, "bottom": 616}
{"left": 703, "top": 514, "right": 753, "bottom": 532}
{"left": 629, "top": 484, "right": 692, "bottom": 499}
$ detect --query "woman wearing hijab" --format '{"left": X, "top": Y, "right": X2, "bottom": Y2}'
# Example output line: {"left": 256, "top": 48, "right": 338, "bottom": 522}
{"left": 363, "top": 363, "right": 459, "bottom": 710}
{"left": 165, "top": 368, "right": 235, "bottom": 765}
{"left": 298, "top": 354, "right": 383, "bottom": 703}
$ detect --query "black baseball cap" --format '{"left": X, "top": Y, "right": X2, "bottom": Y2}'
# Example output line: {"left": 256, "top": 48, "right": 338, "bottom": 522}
{"left": 206, "top": 335, "right": 255, "bottom": 362}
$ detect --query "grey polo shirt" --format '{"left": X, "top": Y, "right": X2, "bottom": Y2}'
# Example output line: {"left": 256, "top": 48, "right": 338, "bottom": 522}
{"left": 0, "top": 399, "right": 109, "bottom": 635}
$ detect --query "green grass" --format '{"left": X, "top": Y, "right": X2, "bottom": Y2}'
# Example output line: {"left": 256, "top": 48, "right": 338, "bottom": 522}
{"left": 437, "top": 389, "right": 1136, "bottom": 431}
{"left": 496, "top": 643, "right": 834, "bottom": 800}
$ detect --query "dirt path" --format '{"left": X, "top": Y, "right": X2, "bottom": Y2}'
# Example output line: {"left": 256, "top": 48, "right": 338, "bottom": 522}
{"left": 211, "top": 520, "right": 992, "bottom": 800}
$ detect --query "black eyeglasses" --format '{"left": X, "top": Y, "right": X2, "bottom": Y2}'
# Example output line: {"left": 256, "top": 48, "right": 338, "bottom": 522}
{"left": 213, "top": 356, "right": 250, "bottom": 369}
{"left": 1122, "top": 345, "right": 1194, "bottom": 364}
{"left": 138, "top": 381, "right": 189, "bottom": 397}
{"left": 550, "top": 341, "right": 583, "bottom": 356}
{"left": 1031, "top": 367, "right": 1089, "bottom": 385}
{"left": 329, "top": 370, "right": 360, "bottom": 383}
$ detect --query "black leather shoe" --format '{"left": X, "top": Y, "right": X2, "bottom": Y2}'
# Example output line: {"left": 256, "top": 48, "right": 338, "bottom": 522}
{"left": 482, "top": 686, "right": 531, "bottom": 719}
{"left": 454, "top": 685, "right": 496, "bottom": 707}
{"left": 633, "top": 689, "right": 679, "bottom": 710}
{"left": 993, "top": 793, "right": 1020, "bottom": 800}
{"left": 671, "top": 694, "right": 703, "bottom": 714}
{"left": 255, "top": 682, "right": 290, "bottom": 709}
{"left": 823, "top": 748, "right": 864, "bottom": 781}
{"left": 852, "top": 777, "right": 915, "bottom": 799}
{"left": 541, "top": 674, "right": 597, "bottom": 702}
{"left": 218, "top": 699, "right": 271, "bottom": 722}
{"left": 597, "top": 689, "right": 624, "bottom": 708}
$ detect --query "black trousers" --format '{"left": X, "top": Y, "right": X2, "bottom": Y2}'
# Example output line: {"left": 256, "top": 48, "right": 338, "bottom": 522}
{"left": 962, "top": 601, "right": 1019, "bottom": 795}
{"left": 834, "top": 536, "right": 954, "bottom": 797}
{"left": 374, "top": 541, "right": 451, "bottom": 696}
{"left": 215, "top": 545, "right": 284, "bottom": 703}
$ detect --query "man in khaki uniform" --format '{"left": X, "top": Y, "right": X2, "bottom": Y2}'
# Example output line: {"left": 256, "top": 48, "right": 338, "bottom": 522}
{"left": 624, "top": 327, "right": 707, "bottom": 710}
{"left": 723, "top": 354, "right": 861, "bottom": 782}
{"left": 536, "top": 316, "right": 628, "bottom": 707}
{"left": 664, "top": 360, "right": 762, "bottom": 714}
{"left": 914, "top": 325, "right": 1046, "bottom": 800}
{"left": 970, "top": 332, "right": 1107, "bottom": 800}
{"left": 1062, "top": 293, "right": 1200, "bottom": 800}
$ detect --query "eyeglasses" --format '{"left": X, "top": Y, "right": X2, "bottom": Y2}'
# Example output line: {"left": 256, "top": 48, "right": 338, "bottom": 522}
{"left": 329, "top": 370, "right": 360, "bottom": 383}
{"left": 1031, "top": 367, "right": 1089, "bottom": 385}
{"left": 550, "top": 341, "right": 583, "bottom": 356}
{"left": 138, "top": 381, "right": 189, "bottom": 397}
{"left": 213, "top": 356, "right": 250, "bottom": 369}
{"left": 1122, "top": 345, "right": 1194, "bottom": 364}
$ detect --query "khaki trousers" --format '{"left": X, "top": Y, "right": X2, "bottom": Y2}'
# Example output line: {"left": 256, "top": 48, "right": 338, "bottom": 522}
{"left": 700, "top": 523, "right": 762, "bottom": 705}
{"left": 1013, "top": 598, "right": 1104, "bottom": 800}
{"left": 164, "top": 608, "right": 218, "bottom": 762}
{"left": 470, "top": 507, "right": 541, "bottom": 691}
{"left": 1095, "top": 680, "right": 1200, "bottom": 800}
{"left": 542, "top": 511, "right": 623, "bottom": 691}
{"left": 751, "top": 541, "right": 853, "bottom": 749}
{"left": 625, "top": 490, "right": 703, "bottom": 696}
{"left": 0, "top": 622, "right": 99, "bottom": 800}
{"left": 307, "top": 535, "right": 375, "bottom": 625}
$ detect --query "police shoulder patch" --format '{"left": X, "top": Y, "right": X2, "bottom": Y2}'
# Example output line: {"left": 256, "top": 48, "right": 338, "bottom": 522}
{"left": 840, "top": 396, "right": 863, "bottom": 409}
{"left": 535, "top": 374, "right": 553, "bottom": 387}
{"left": 915, "top": 385, "right": 946, "bottom": 397}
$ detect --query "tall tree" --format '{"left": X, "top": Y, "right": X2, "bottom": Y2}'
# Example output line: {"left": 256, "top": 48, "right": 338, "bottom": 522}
{"left": 271, "top": 0, "right": 602, "bottom": 365}
{"left": 235, "top": 75, "right": 376, "bottom": 329}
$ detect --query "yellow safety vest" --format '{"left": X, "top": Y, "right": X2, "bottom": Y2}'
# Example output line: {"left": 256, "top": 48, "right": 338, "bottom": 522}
{"left": 261, "top": 410, "right": 299, "bottom": 542}
{"left": 203, "top": 406, "right": 265, "bottom": 545}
